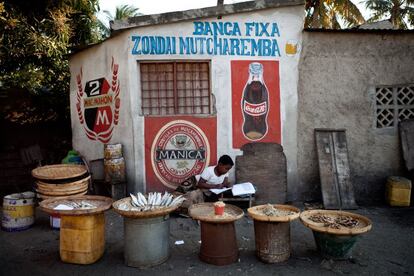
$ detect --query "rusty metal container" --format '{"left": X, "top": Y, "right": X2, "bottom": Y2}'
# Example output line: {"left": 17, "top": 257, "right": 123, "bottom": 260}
{"left": 124, "top": 216, "right": 170, "bottom": 268}
{"left": 104, "top": 143, "right": 123, "bottom": 159}
{"left": 200, "top": 222, "right": 239, "bottom": 265}
{"left": 254, "top": 220, "right": 291, "bottom": 263}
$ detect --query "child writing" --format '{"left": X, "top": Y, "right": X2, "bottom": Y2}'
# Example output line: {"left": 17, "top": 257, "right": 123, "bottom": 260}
{"left": 175, "top": 155, "right": 234, "bottom": 210}
{"left": 197, "top": 155, "right": 234, "bottom": 190}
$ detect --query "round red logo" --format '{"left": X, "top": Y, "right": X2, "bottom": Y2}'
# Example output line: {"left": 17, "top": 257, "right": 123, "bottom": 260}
{"left": 151, "top": 120, "right": 210, "bottom": 189}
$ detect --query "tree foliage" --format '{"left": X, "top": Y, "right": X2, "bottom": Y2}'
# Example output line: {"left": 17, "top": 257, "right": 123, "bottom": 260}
{"left": 99, "top": 4, "right": 141, "bottom": 38}
{"left": 0, "top": 0, "right": 101, "bottom": 124}
{"left": 305, "top": 0, "right": 366, "bottom": 29}
{"left": 365, "top": 0, "right": 414, "bottom": 29}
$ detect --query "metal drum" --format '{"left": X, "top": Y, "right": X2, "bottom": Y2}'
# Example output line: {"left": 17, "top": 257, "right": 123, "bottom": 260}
{"left": 104, "top": 143, "right": 123, "bottom": 159}
{"left": 2, "top": 192, "right": 35, "bottom": 232}
{"left": 104, "top": 157, "right": 126, "bottom": 183}
{"left": 199, "top": 222, "right": 239, "bottom": 265}
{"left": 254, "top": 220, "right": 291, "bottom": 263}
{"left": 124, "top": 215, "right": 170, "bottom": 268}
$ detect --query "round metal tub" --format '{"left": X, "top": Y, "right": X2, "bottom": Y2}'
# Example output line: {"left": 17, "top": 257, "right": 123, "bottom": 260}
{"left": 124, "top": 215, "right": 170, "bottom": 268}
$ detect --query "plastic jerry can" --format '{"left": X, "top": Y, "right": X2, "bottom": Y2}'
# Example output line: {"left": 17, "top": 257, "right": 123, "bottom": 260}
{"left": 386, "top": 176, "right": 411, "bottom": 207}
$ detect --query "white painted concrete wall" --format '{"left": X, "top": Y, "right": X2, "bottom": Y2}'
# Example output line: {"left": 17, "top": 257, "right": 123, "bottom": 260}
{"left": 69, "top": 6, "right": 304, "bottom": 195}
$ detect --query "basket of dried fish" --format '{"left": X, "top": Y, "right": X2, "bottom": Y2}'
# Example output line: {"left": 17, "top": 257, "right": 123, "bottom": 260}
{"left": 113, "top": 192, "right": 186, "bottom": 268}
{"left": 248, "top": 204, "right": 300, "bottom": 222}
{"left": 300, "top": 210, "right": 372, "bottom": 235}
{"left": 300, "top": 210, "right": 372, "bottom": 259}
{"left": 39, "top": 195, "right": 113, "bottom": 216}
{"left": 247, "top": 204, "right": 300, "bottom": 263}
{"left": 112, "top": 192, "right": 186, "bottom": 219}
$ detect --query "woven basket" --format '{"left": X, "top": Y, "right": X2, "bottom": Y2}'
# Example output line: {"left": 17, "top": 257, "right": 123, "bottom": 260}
{"left": 248, "top": 204, "right": 300, "bottom": 222}
{"left": 39, "top": 195, "right": 113, "bottom": 216}
{"left": 36, "top": 176, "right": 90, "bottom": 195}
{"left": 300, "top": 210, "right": 372, "bottom": 235}
{"left": 37, "top": 189, "right": 88, "bottom": 200}
{"left": 32, "top": 164, "right": 87, "bottom": 181}
{"left": 189, "top": 202, "right": 244, "bottom": 223}
{"left": 36, "top": 185, "right": 88, "bottom": 196}
{"left": 112, "top": 197, "right": 180, "bottom": 219}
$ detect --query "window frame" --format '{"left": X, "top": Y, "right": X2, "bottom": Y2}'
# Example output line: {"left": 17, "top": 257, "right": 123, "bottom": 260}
{"left": 139, "top": 60, "right": 212, "bottom": 117}
{"left": 372, "top": 84, "right": 414, "bottom": 132}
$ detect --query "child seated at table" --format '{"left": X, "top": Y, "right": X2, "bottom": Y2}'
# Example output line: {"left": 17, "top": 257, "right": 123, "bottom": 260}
{"left": 175, "top": 155, "right": 234, "bottom": 211}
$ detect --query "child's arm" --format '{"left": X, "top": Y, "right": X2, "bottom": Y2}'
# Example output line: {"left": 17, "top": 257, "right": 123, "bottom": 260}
{"left": 222, "top": 177, "right": 232, "bottom": 188}
{"left": 197, "top": 178, "right": 225, "bottom": 189}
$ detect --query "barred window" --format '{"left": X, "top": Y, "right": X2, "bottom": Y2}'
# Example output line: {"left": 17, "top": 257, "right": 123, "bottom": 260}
{"left": 140, "top": 61, "right": 211, "bottom": 116}
{"left": 375, "top": 85, "right": 414, "bottom": 128}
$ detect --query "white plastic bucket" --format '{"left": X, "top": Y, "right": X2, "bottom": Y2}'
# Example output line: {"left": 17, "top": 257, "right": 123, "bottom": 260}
{"left": 2, "top": 191, "right": 35, "bottom": 231}
{"left": 50, "top": 214, "right": 61, "bottom": 230}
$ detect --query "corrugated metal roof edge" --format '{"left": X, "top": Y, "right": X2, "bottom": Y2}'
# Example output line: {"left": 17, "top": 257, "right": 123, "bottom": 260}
{"left": 305, "top": 28, "right": 414, "bottom": 34}
{"left": 110, "top": 0, "right": 305, "bottom": 32}
{"left": 68, "top": 0, "right": 305, "bottom": 57}
{"left": 68, "top": 26, "right": 414, "bottom": 56}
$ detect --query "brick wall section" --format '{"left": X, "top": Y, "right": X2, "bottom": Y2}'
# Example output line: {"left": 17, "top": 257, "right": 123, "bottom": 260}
{"left": 236, "top": 143, "right": 287, "bottom": 205}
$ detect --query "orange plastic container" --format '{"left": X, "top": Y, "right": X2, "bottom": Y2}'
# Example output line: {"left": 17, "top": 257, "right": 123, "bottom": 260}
{"left": 214, "top": 202, "right": 225, "bottom": 215}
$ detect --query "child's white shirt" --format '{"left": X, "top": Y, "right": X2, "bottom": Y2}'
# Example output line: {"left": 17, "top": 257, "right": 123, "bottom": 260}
{"left": 197, "top": 166, "right": 228, "bottom": 186}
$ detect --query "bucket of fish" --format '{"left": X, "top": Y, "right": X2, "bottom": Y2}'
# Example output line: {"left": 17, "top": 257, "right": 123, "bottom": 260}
{"left": 113, "top": 192, "right": 186, "bottom": 268}
{"left": 300, "top": 210, "right": 372, "bottom": 259}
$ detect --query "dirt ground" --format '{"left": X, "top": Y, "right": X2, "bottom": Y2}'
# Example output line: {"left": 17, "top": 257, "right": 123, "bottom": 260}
{"left": 1, "top": 204, "right": 413, "bottom": 275}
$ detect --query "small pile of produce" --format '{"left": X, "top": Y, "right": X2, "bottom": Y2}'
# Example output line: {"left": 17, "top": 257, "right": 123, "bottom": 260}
{"left": 125, "top": 192, "right": 185, "bottom": 211}
{"left": 260, "top": 204, "right": 296, "bottom": 217}
{"left": 309, "top": 214, "right": 360, "bottom": 229}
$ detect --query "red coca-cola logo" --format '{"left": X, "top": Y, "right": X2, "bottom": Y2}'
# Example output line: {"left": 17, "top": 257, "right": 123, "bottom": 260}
{"left": 243, "top": 101, "right": 267, "bottom": 116}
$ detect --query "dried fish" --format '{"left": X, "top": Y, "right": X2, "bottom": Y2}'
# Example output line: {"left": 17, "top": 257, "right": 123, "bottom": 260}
{"left": 62, "top": 200, "right": 96, "bottom": 210}
{"left": 309, "top": 214, "right": 360, "bottom": 229}
{"left": 128, "top": 192, "right": 186, "bottom": 212}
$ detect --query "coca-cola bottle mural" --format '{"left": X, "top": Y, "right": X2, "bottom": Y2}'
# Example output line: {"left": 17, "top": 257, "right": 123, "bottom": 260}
{"left": 241, "top": 62, "right": 269, "bottom": 140}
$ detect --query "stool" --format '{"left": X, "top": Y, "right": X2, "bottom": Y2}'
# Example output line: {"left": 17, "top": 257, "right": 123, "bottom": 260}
{"left": 200, "top": 221, "right": 238, "bottom": 265}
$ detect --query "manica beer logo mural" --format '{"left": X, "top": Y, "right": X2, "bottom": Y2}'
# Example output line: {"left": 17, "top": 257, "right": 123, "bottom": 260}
{"left": 150, "top": 120, "right": 210, "bottom": 189}
{"left": 76, "top": 58, "right": 121, "bottom": 143}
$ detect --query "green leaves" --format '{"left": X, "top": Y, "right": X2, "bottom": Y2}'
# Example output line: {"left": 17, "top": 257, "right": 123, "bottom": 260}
{"left": 365, "top": 0, "right": 414, "bottom": 29}
{"left": 99, "top": 4, "right": 141, "bottom": 39}
{"left": 305, "top": 0, "right": 365, "bottom": 29}
{"left": 0, "top": 1, "right": 100, "bottom": 124}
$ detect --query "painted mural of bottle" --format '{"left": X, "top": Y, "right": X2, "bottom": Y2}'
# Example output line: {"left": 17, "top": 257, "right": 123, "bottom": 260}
{"left": 241, "top": 62, "right": 269, "bottom": 140}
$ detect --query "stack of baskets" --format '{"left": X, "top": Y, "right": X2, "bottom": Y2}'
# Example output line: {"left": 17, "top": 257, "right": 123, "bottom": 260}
{"left": 32, "top": 164, "right": 90, "bottom": 199}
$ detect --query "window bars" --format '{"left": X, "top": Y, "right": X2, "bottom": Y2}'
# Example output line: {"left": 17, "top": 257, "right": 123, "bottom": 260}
{"left": 140, "top": 62, "right": 211, "bottom": 116}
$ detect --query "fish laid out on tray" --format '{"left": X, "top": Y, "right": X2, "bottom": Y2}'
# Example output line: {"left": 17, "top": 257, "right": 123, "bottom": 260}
{"left": 118, "top": 192, "right": 185, "bottom": 212}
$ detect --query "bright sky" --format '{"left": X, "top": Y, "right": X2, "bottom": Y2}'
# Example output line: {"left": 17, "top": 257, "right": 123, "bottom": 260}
{"left": 97, "top": 0, "right": 372, "bottom": 24}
